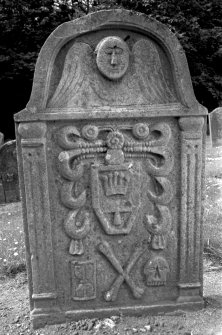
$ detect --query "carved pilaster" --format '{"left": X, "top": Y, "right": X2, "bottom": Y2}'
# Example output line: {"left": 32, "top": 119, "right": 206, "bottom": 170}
{"left": 177, "top": 117, "right": 204, "bottom": 302}
{"left": 18, "top": 123, "right": 58, "bottom": 314}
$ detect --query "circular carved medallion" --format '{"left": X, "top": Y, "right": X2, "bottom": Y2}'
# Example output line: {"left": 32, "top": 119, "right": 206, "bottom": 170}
{"left": 95, "top": 36, "right": 129, "bottom": 80}
{"left": 133, "top": 123, "right": 149, "bottom": 139}
{"left": 82, "top": 125, "right": 99, "bottom": 140}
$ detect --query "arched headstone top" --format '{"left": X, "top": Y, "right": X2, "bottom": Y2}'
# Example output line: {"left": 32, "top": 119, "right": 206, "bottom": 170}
{"left": 15, "top": 9, "right": 207, "bottom": 121}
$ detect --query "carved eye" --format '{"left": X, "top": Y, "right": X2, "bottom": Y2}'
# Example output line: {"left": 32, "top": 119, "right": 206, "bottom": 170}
{"left": 105, "top": 48, "right": 114, "bottom": 55}
{"left": 115, "top": 47, "right": 123, "bottom": 55}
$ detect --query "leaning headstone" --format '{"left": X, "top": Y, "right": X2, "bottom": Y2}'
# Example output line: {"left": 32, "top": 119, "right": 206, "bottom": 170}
{"left": 14, "top": 10, "right": 207, "bottom": 329}
{"left": 0, "top": 140, "right": 20, "bottom": 203}
{"left": 209, "top": 107, "right": 222, "bottom": 147}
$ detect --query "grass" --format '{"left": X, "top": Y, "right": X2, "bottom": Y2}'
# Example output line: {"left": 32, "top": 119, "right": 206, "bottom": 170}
{"left": 204, "top": 138, "right": 222, "bottom": 250}
{"left": 0, "top": 202, "right": 26, "bottom": 277}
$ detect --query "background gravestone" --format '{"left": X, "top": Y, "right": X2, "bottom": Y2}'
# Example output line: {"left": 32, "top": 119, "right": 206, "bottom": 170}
{"left": 0, "top": 140, "right": 20, "bottom": 203}
{"left": 14, "top": 10, "right": 207, "bottom": 329}
{"left": 0, "top": 133, "right": 5, "bottom": 202}
{"left": 0, "top": 132, "right": 4, "bottom": 146}
{"left": 209, "top": 107, "right": 222, "bottom": 147}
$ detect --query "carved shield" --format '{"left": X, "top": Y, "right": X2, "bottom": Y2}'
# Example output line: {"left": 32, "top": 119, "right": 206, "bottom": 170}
{"left": 91, "top": 162, "right": 141, "bottom": 234}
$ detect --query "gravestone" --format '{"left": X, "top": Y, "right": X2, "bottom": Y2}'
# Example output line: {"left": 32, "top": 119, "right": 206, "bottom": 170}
{"left": 209, "top": 107, "right": 222, "bottom": 147}
{"left": 0, "top": 140, "right": 20, "bottom": 203}
{"left": 0, "top": 132, "right": 4, "bottom": 146}
{"left": 14, "top": 10, "right": 207, "bottom": 329}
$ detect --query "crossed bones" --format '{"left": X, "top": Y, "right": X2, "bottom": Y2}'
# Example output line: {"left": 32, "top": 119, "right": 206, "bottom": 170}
{"left": 98, "top": 241, "right": 145, "bottom": 301}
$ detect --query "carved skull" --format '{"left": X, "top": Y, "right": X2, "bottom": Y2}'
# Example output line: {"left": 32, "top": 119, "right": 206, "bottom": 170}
{"left": 144, "top": 256, "right": 169, "bottom": 286}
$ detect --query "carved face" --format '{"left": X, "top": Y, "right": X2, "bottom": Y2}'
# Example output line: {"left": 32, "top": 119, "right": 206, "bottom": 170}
{"left": 144, "top": 256, "right": 169, "bottom": 286}
{"left": 95, "top": 36, "right": 129, "bottom": 80}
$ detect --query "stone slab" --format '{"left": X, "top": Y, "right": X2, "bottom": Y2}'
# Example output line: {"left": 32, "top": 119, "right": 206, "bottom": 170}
{"left": 0, "top": 140, "right": 20, "bottom": 203}
{"left": 209, "top": 107, "right": 222, "bottom": 147}
{"left": 14, "top": 9, "right": 207, "bottom": 329}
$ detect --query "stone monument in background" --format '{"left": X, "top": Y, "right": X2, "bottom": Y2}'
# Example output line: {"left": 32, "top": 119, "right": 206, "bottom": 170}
{"left": 14, "top": 10, "right": 207, "bottom": 329}
{"left": 0, "top": 140, "right": 20, "bottom": 203}
{"left": 209, "top": 107, "right": 222, "bottom": 147}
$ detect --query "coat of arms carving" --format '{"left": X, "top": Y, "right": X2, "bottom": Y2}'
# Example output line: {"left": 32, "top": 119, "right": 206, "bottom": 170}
{"left": 57, "top": 122, "right": 174, "bottom": 254}
{"left": 91, "top": 162, "right": 141, "bottom": 235}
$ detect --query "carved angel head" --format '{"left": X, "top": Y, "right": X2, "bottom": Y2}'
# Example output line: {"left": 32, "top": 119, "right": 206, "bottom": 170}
{"left": 95, "top": 36, "right": 130, "bottom": 80}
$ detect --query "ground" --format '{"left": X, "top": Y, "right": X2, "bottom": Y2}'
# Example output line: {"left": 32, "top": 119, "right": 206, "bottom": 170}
{"left": 0, "top": 137, "right": 222, "bottom": 335}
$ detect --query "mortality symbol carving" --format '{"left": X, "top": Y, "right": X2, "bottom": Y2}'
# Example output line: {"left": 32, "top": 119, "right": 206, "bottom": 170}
{"left": 144, "top": 256, "right": 170, "bottom": 286}
{"left": 144, "top": 205, "right": 172, "bottom": 250}
{"left": 98, "top": 240, "right": 145, "bottom": 301}
{"left": 71, "top": 260, "right": 96, "bottom": 300}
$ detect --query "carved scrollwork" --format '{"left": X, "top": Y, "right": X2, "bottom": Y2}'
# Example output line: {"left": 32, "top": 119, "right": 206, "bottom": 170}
{"left": 58, "top": 151, "right": 84, "bottom": 181}
{"left": 147, "top": 176, "right": 174, "bottom": 204}
{"left": 60, "top": 181, "right": 86, "bottom": 209}
{"left": 57, "top": 122, "right": 174, "bottom": 256}
{"left": 64, "top": 208, "right": 91, "bottom": 255}
{"left": 143, "top": 147, "right": 174, "bottom": 176}
{"left": 149, "top": 122, "right": 172, "bottom": 146}
{"left": 57, "top": 126, "right": 81, "bottom": 149}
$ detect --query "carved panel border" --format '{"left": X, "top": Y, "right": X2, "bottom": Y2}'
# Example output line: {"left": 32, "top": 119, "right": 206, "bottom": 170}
{"left": 178, "top": 117, "right": 204, "bottom": 302}
{"left": 18, "top": 123, "right": 58, "bottom": 313}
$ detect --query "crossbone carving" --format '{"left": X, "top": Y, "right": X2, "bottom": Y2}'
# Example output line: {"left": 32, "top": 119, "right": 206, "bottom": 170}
{"left": 98, "top": 241, "right": 144, "bottom": 301}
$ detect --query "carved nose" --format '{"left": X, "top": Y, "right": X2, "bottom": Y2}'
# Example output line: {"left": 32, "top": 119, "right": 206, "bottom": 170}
{"left": 111, "top": 52, "right": 118, "bottom": 65}
{"left": 154, "top": 266, "right": 161, "bottom": 279}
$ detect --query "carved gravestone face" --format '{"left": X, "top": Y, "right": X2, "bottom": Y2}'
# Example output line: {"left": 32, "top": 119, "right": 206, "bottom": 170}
{"left": 15, "top": 10, "right": 207, "bottom": 329}
{"left": 209, "top": 107, "right": 222, "bottom": 147}
{"left": 95, "top": 36, "right": 130, "bottom": 80}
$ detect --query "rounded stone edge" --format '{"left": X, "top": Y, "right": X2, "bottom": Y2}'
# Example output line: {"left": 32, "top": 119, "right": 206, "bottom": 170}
{"left": 18, "top": 122, "right": 47, "bottom": 139}
{"left": 24, "top": 9, "right": 201, "bottom": 112}
{"left": 179, "top": 117, "right": 205, "bottom": 131}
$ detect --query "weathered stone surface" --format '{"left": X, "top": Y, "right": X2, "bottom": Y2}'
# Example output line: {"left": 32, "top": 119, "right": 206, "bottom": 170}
{"left": 209, "top": 107, "right": 222, "bottom": 147}
{"left": 14, "top": 10, "right": 207, "bottom": 329}
{"left": 0, "top": 140, "right": 20, "bottom": 203}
